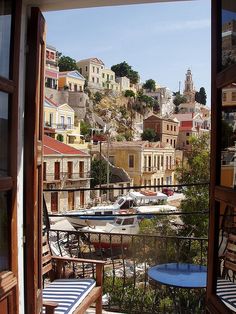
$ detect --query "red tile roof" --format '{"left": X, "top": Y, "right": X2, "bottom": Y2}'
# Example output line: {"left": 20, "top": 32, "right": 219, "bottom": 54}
{"left": 43, "top": 135, "right": 88, "bottom": 156}
{"left": 45, "top": 96, "right": 59, "bottom": 107}
{"left": 181, "top": 121, "right": 193, "bottom": 127}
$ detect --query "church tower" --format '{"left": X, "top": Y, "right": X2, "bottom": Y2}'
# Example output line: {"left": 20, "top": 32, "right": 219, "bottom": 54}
{"left": 183, "top": 68, "right": 196, "bottom": 103}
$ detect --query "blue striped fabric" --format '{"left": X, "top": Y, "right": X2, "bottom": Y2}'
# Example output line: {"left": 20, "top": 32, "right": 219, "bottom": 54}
{"left": 217, "top": 278, "right": 236, "bottom": 312}
{"left": 43, "top": 279, "right": 96, "bottom": 314}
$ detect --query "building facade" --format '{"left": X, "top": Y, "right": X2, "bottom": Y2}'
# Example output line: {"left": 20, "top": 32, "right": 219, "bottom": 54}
{"left": 116, "top": 76, "right": 131, "bottom": 92}
{"left": 45, "top": 44, "right": 59, "bottom": 90}
{"left": 104, "top": 141, "right": 176, "bottom": 187}
{"left": 43, "top": 135, "right": 91, "bottom": 212}
{"left": 101, "top": 68, "right": 119, "bottom": 91}
{"left": 172, "top": 113, "right": 209, "bottom": 150}
{"left": 143, "top": 114, "right": 179, "bottom": 148}
{"left": 77, "top": 57, "right": 104, "bottom": 90}
{"left": 58, "top": 70, "right": 86, "bottom": 92}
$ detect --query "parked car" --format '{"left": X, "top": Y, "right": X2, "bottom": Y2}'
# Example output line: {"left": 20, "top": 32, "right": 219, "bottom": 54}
{"left": 162, "top": 187, "right": 174, "bottom": 196}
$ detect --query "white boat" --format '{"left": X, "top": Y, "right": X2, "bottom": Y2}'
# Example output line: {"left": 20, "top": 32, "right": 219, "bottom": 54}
{"left": 136, "top": 204, "right": 177, "bottom": 216}
{"left": 66, "top": 190, "right": 168, "bottom": 228}
{"left": 80, "top": 215, "right": 139, "bottom": 249}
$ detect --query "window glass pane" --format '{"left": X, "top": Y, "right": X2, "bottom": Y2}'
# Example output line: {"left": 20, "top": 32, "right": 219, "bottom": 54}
{"left": 0, "top": 92, "right": 9, "bottom": 176}
{"left": 0, "top": 191, "right": 9, "bottom": 271}
{"left": 220, "top": 85, "right": 236, "bottom": 188}
{"left": 0, "top": 0, "right": 12, "bottom": 78}
{"left": 217, "top": 201, "right": 236, "bottom": 312}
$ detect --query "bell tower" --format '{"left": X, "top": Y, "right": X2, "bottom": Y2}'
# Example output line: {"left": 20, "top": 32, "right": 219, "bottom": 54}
{"left": 183, "top": 68, "right": 196, "bottom": 103}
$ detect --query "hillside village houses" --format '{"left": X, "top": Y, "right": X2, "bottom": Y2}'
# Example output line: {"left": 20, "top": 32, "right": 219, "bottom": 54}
{"left": 43, "top": 135, "right": 91, "bottom": 213}
{"left": 43, "top": 42, "right": 211, "bottom": 208}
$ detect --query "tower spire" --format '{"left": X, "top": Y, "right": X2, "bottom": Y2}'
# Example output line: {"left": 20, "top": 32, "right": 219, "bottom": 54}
{"left": 183, "top": 68, "right": 195, "bottom": 103}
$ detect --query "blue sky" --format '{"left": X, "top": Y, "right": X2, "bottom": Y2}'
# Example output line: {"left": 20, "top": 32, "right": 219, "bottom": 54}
{"left": 44, "top": 0, "right": 211, "bottom": 105}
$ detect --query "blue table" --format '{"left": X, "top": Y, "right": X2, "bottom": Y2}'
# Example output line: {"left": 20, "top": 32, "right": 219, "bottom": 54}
{"left": 148, "top": 263, "right": 207, "bottom": 289}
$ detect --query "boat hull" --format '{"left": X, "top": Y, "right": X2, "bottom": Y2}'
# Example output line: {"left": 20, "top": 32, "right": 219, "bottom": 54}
{"left": 85, "top": 233, "right": 133, "bottom": 249}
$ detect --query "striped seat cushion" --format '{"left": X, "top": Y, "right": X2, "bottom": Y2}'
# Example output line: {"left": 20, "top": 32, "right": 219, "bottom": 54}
{"left": 43, "top": 278, "right": 96, "bottom": 314}
{"left": 217, "top": 278, "right": 236, "bottom": 312}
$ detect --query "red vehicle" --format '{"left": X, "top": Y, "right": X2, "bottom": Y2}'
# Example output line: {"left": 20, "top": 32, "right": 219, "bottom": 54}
{"left": 162, "top": 187, "right": 174, "bottom": 196}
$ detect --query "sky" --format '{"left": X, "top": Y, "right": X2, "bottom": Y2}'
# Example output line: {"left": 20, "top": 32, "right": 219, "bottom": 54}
{"left": 44, "top": 0, "right": 211, "bottom": 106}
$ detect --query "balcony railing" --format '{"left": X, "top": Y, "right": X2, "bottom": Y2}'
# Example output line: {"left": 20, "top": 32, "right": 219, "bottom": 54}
{"left": 143, "top": 166, "right": 175, "bottom": 173}
{"left": 44, "top": 122, "right": 74, "bottom": 130}
{"left": 43, "top": 183, "right": 210, "bottom": 311}
{"left": 43, "top": 172, "right": 91, "bottom": 182}
{"left": 46, "top": 217, "right": 208, "bottom": 314}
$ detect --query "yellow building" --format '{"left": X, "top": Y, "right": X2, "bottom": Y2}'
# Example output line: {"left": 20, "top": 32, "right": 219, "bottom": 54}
{"left": 77, "top": 57, "right": 104, "bottom": 90}
{"left": 44, "top": 97, "right": 83, "bottom": 144}
{"left": 44, "top": 97, "right": 58, "bottom": 128}
{"left": 101, "top": 68, "right": 119, "bottom": 91}
{"left": 58, "top": 70, "right": 85, "bottom": 92}
{"left": 102, "top": 141, "right": 176, "bottom": 187}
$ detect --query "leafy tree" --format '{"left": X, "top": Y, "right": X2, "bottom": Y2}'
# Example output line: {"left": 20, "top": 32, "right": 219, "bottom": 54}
{"left": 195, "top": 87, "right": 207, "bottom": 105}
{"left": 175, "top": 133, "right": 210, "bottom": 237}
{"left": 80, "top": 120, "right": 91, "bottom": 139}
{"left": 93, "top": 91, "right": 103, "bottom": 104}
{"left": 91, "top": 158, "right": 111, "bottom": 188}
{"left": 58, "top": 55, "right": 79, "bottom": 72}
{"left": 143, "top": 79, "right": 156, "bottom": 92}
{"left": 173, "top": 92, "right": 187, "bottom": 113}
{"left": 56, "top": 134, "right": 64, "bottom": 142}
{"left": 124, "top": 130, "right": 133, "bottom": 141}
{"left": 111, "top": 61, "right": 139, "bottom": 84}
{"left": 124, "top": 90, "right": 135, "bottom": 98}
{"left": 153, "top": 100, "right": 160, "bottom": 113}
{"left": 141, "top": 128, "right": 159, "bottom": 142}
{"left": 137, "top": 91, "right": 154, "bottom": 107}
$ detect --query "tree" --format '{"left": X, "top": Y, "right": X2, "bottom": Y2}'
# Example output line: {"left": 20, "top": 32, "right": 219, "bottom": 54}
{"left": 56, "top": 134, "right": 64, "bottom": 142}
{"left": 80, "top": 120, "right": 91, "bottom": 141}
{"left": 111, "top": 61, "right": 139, "bottom": 84}
{"left": 175, "top": 133, "right": 210, "bottom": 237}
{"left": 58, "top": 55, "right": 79, "bottom": 72}
{"left": 91, "top": 158, "right": 111, "bottom": 188}
{"left": 141, "top": 128, "right": 159, "bottom": 142}
{"left": 173, "top": 92, "right": 187, "bottom": 113}
{"left": 195, "top": 87, "right": 207, "bottom": 105}
{"left": 124, "top": 90, "right": 135, "bottom": 98}
{"left": 143, "top": 79, "right": 156, "bottom": 92}
{"left": 93, "top": 91, "right": 103, "bottom": 104}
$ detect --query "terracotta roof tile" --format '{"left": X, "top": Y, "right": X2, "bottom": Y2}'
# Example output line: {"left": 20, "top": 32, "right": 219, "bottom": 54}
{"left": 43, "top": 135, "right": 88, "bottom": 156}
{"left": 45, "top": 96, "right": 59, "bottom": 107}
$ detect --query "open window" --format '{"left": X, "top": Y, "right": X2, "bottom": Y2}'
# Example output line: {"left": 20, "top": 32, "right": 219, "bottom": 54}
{"left": 207, "top": 1, "right": 236, "bottom": 313}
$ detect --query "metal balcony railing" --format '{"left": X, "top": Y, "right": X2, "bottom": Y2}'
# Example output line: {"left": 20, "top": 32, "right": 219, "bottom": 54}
{"left": 44, "top": 122, "right": 74, "bottom": 130}
{"left": 43, "top": 183, "right": 209, "bottom": 312}
{"left": 43, "top": 172, "right": 91, "bottom": 182}
{"left": 143, "top": 166, "right": 175, "bottom": 173}
{"left": 46, "top": 219, "right": 208, "bottom": 314}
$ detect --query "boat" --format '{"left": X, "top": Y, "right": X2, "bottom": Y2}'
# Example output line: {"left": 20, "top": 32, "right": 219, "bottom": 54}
{"left": 136, "top": 204, "right": 178, "bottom": 218}
{"left": 66, "top": 190, "right": 168, "bottom": 228}
{"left": 80, "top": 215, "right": 139, "bottom": 249}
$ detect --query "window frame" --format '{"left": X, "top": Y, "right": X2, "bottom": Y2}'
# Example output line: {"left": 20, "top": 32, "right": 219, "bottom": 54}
{"left": 207, "top": 1, "right": 236, "bottom": 313}
{"left": 0, "top": 0, "right": 22, "bottom": 310}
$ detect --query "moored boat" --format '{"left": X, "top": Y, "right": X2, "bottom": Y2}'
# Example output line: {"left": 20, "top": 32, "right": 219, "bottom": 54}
{"left": 80, "top": 215, "right": 139, "bottom": 249}
{"left": 66, "top": 190, "right": 168, "bottom": 228}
